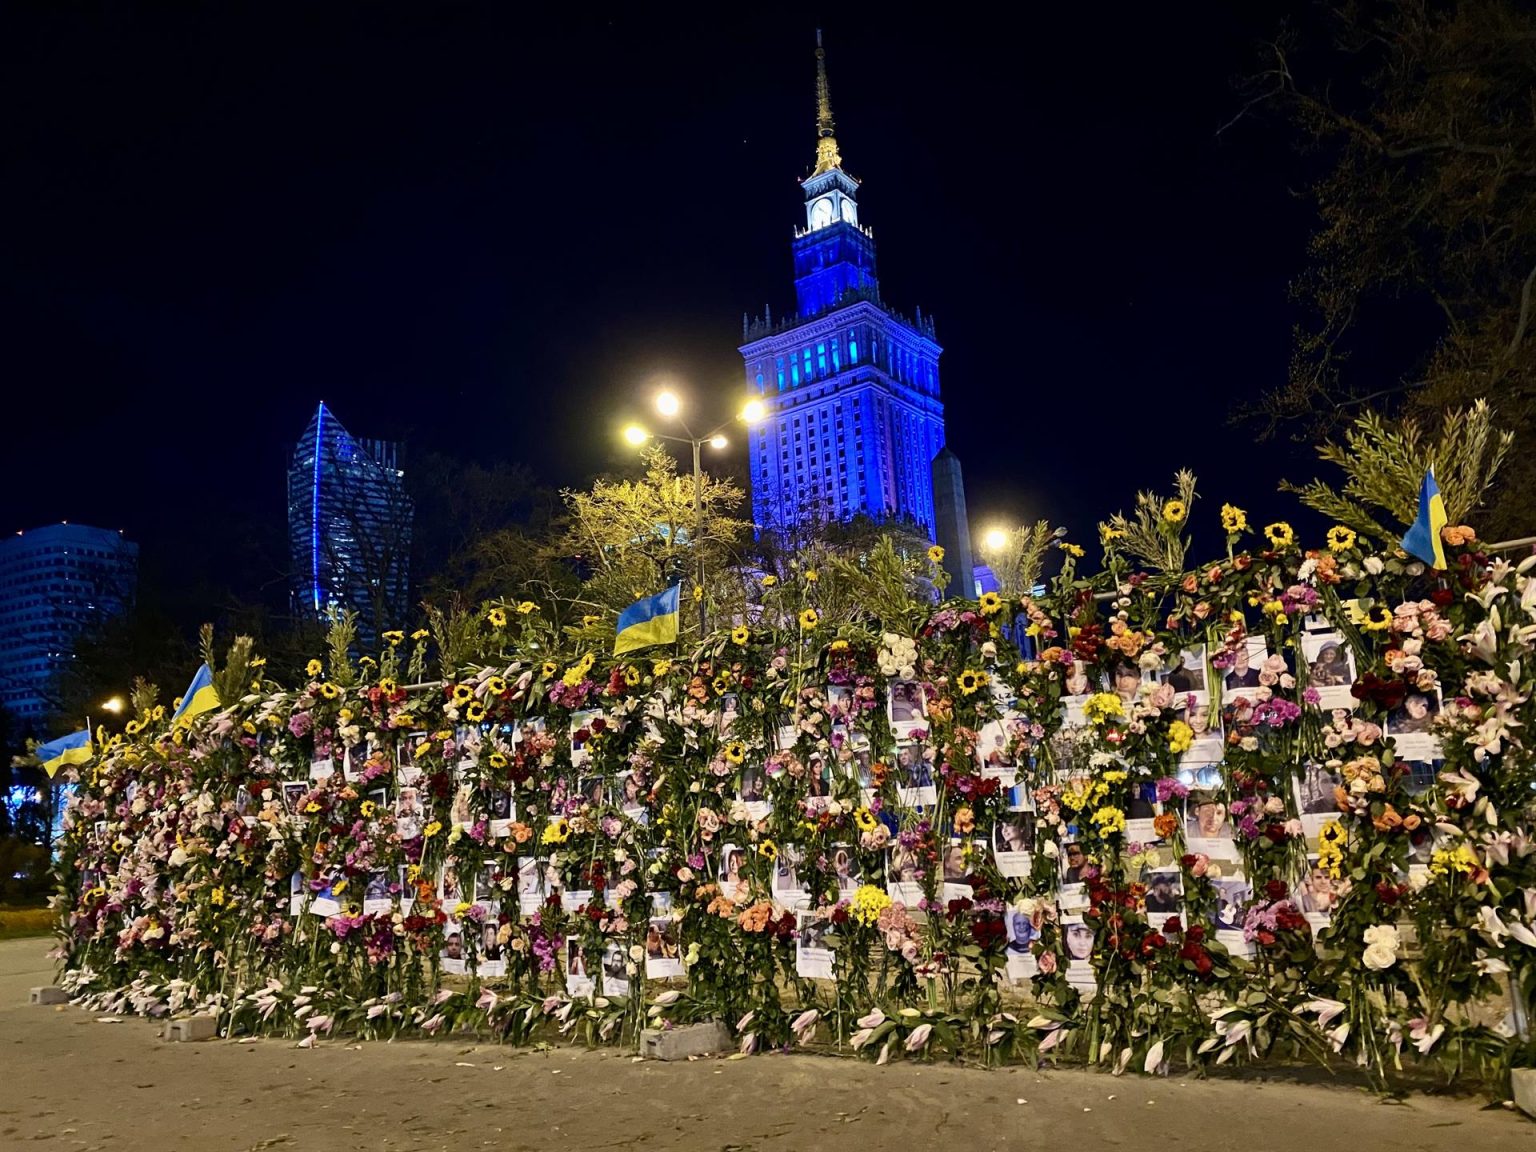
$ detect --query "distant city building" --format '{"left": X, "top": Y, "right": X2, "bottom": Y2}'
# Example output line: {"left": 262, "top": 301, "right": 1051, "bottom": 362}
{"left": 0, "top": 524, "right": 138, "bottom": 726}
{"left": 740, "top": 34, "right": 947, "bottom": 538}
{"left": 287, "top": 402, "right": 413, "bottom": 639}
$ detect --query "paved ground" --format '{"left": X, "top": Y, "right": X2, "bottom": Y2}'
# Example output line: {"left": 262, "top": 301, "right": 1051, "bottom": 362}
{"left": 0, "top": 939, "right": 1529, "bottom": 1151}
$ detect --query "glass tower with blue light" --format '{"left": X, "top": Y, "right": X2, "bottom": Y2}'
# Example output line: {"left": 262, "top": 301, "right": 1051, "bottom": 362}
{"left": 740, "top": 34, "right": 946, "bottom": 538}
{"left": 287, "top": 402, "right": 413, "bottom": 640}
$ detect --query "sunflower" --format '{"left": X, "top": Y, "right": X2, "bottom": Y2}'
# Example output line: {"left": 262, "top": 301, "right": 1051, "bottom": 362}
{"left": 731, "top": 626, "right": 750, "bottom": 646}
{"left": 516, "top": 601, "right": 537, "bottom": 615}
{"left": 712, "top": 671, "right": 733, "bottom": 694}
{"left": 411, "top": 628, "right": 430, "bottom": 641}
{"left": 540, "top": 661, "right": 558, "bottom": 679}
{"left": 1099, "top": 523, "right": 1126, "bottom": 544}
{"left": 359, "top": 800, "right": 377, "bottom": 818}
{"left": 381, "top": 630, "right": 404, "bottom": 646}
{"left": 978, "top": 591, "right": 1002, "bottom": 616}
{"left": 486, "top": 607, "right": 508, "bottom": 628}
{"left": 451, "top": 684, "right": 474, "bottom": 705}
{"left": 1220, "top": 504, "right": 1249, "bottom": 534}
{"left": 723, "top": 740, "right": 746, "bottom": 765}
{"left": 124, "top": 719, "right": 142, "bottom": 736}
{"left": 1361, "top": 605, "right": 1394, "bottom": 633}
{"left": 854, "top": 807, "right": 878, "bottom": 833}
{"left": 762, "top": 574, "right": 778, "bottom": 588}
{"left": 623, "top": 665, "right": 642, "bottom": 686}
{"left": 757, "top": 840, "right": 778, "bottom": 861}
{"left": 465, "top": 702, "right": 486, "bottom": 723}
{"left": 1162, "top": 499, "right": 1187, "bottom": 524}
{"left": 378, "top": 678, "right": 398, "bottom": 695}
{"left": 486, "top": 675, "right": 507, "bottom": 695}
{"left": 927, "top": 544, "right": 945, "bottom": 564}
{"left": 542, "top": 816, "right": 571, "bottom": 845}
{"left": 804, "top": 569, "right": 819, "bottom": 583}
{"left": 488, "top": 751, "right": 508, "bottom": 770}
{"left": 306, "top": 659, "right": 323, "bottom": 678}
{"left": 1059, "top": 541, "right": 1085, "bottom": 558}
{"left": 1264, "top": 521, "right": 1295, "bottom": 548}
{"left": 317, "top": 682, "right": 340, "bottom": 700}
{"left": 956, "top": 669, "right": 987, "bottom": 695}
{"left": 1326, "top": 525, "right": 1357, "bottom": 553}
{"left": 799, "top": 608, "right": 820, "bottom": 631}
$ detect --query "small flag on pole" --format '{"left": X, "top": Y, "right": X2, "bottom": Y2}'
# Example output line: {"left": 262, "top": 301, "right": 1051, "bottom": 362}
{"left": 1400, "top": 468, "right": 1448, "bottom": 569}
{"left": 613, "top": 585, "right": 681, "bottom": 655}
{"left": 35, "top": 729, "right": 92, "bottom": 778}
{"left": 170, "top": 663, "right": 221, "bottom": 728}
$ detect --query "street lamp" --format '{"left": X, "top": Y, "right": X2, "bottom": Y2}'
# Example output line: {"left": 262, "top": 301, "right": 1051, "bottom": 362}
{"left": 100, "top": 696, "right": 126, "bottom": 714}
{"left": 621, "top": 390, "right": 768, "bottom": 630}
{"left": 982, "top": 527, "right": 1009, "bottom": 553}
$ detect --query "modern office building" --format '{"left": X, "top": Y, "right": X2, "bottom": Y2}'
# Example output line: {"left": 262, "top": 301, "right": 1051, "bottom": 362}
{"left": 0, "top": 524, "right": 138, "bottom": 727}
{"left": 287, "top": 402, "right": 413, "bottom": 639}
{"left": 740, "top": 34, "right": 947, "bottom": 538}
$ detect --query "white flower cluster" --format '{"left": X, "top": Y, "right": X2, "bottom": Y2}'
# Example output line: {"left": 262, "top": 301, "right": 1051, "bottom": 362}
{"left": 1361, "top": 924, "right": 1401, "bottom": 971}
{"left": 879, "top": 633, "right": 917, "bottom": 680}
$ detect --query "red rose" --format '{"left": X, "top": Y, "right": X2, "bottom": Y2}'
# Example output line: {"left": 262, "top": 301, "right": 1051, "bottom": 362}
{"left": 1162, "top": 915, "right": 1182, "bottom": 935}
{"left": 1186, "top": 924, "right": 1206, "bottom": 943}
{"left": 1264, "top": 879, "right": 1289, "bottom": 901}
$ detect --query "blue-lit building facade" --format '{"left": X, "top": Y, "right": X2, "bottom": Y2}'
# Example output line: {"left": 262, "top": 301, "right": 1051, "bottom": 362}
{"left": 740, "top": 38, "right": 946, "bottom": 537}
{"left": 0, "top": 524, "right": 138, "bottom": 727}
{"left": 287, "top": 403, "right": 413, "bottom": 639}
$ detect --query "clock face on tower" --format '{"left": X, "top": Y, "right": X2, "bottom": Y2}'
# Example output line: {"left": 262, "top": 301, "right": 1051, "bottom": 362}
{"left": 840, "top": 197, "right": 857, "bottom": 224}
{"left": 809, "top": 196, "right": 834, "bottom": 229}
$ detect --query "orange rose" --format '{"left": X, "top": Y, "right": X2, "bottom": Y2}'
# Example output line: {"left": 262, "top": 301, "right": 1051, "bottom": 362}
{"left": 954, "top": 806, "right": 975, "bottom": 835}
{"left": 1372, "top": 805, "right": 1403, "bottom": 832}
{"left": 1402, "top": 813, "right": 1422, "bottom": 831}
{"left": 1153, "top": 812, "right": 1179, "bottom": 839}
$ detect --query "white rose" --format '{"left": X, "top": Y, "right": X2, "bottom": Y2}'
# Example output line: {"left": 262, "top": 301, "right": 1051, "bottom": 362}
{"left": 1362, "top": 924, "right": 1400, "bottom": 949}
{"left": 629, "top": 944, "right": 644, "bottom": 962}
{"left": 1042, "top": 841, "right": 1059, "bottom": 859}
{"left": 1362, "top": 942, "right": 1398, "bottom": 970}
{"left": 1364, "top": 556, "right": 1384, "bottom": 575}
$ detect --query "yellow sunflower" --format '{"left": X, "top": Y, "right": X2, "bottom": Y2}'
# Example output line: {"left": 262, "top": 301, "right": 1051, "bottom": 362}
{"left": 957, "top": 669, "right": 987, "bottom": 695}
{"left": 317, "top": 682, "right": 340, "bottom": 700}
{"left": 978, "top": 591, "right": 1002, "bottom": 616}
{"left": 378, "top": 678, "right": 397, "bottom": 695}
{"left": 486, "top": 607, "right": 508, "bottom": 628}
{"left": 1326, "top": 525, "right": 1357, "bottom": 553}
{"left": 723, "top": 740, "right": 746, "bottom": 765}
{"left": 927, "top": 544, "right": 945, "bottom": 564}
{"left": 451, "top": 684, "right": 474, "bottom": 705}
{"left": 540, "top": 661, "right": 558, "bottom": 679}
{"left": 465, "top": 702, "right": 486, "bottom": 723}
{"left": 516, "top": 601, "right": 537, "bottom": 615}
{"left": 488, "top": 751, "right": 508, "bottom": 769}
{"left": 381, "top": 630, "right": 404, "bottom": 646}
{"left": 1162, "top": 499, "right": 1187, "bottom": 524}
{"left": 757, "top": 840, "right": 778, "bottom": 861}
{"left": 623, "top": 665, "right": 642, "bottom": 686}
{"left": 731, "top": 626, "right": 750, "bottom": 646}
{"left": 306, "top": 659, "right": 323, "bottom": 678}
{"left": 1221, "top": 504, "right": 1248, "bottom": 534}
{"left": 854, "top": 807, "right": 878, "bottom": 833}
{"left": 1264, "top": 522, "right": 1295, "bottom": 548}
{"left": 799, "top": 608, "right": 820, "bottom": 631}
{"left": 542, "top": 817, "right": 571, "bottom": 845}
{"left": 486, "top": 675, "right": 507, "bottom": 695}
{"left": 411, "top": 628, "right": 430, "bottom": 640}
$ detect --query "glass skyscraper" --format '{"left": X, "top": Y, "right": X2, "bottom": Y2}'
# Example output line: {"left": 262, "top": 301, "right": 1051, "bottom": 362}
{"left": 0, "top": 523, "right": 138, "bottom": 727}
{"left": 287, "top": 402, "right": 413, "bottom": 639}
{"left": 740, "top": 35, "right": 947, "bottom": 538}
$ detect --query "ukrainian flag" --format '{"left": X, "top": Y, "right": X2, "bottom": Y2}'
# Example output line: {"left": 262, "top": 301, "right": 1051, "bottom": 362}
{"left": 1400, "top": 468, "right": 1448, "bottom": 569}
{"left": 35, "top": 729, "right": 92, "bottom": 778}
{"left": 614, "top": 585, "right": 681, "bottom": 655}
{"left": 170, "top": 663, "right": 221, "bottom": 728}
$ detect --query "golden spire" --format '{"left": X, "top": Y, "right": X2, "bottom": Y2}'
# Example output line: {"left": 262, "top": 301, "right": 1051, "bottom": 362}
{"left": 812, "top": 29, "right": 842, "bottom": 176}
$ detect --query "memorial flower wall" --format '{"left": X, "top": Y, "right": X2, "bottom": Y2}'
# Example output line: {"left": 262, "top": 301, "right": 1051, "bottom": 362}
{"left": 51, "top": 512, "right": 1536, "bottom": 1085}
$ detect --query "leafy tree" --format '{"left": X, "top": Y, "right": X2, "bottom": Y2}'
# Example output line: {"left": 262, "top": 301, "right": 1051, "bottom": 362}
{"left": 1236, "top": 0, "right": 1536, "bottom": 535}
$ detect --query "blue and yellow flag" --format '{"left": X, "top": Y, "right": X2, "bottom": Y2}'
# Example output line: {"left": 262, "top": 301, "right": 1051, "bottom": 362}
{"left": 35, "top": 729, "right": 92, "bottom": 778}
{"left": 1401, "top": 468, "right": 1448, "bottom": 569}
{"left": 614, "top": 585, "right": 681, "bottom": 655}
{"left": 170, "top": 663, "right": 221, "bottom": 728}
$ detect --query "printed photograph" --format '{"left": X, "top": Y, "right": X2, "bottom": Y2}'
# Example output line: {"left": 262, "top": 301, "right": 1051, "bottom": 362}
{"left": 941, "top": 841, "right": 970, "bottom": 883}
{"left": 1005, "top": 905, "right": 1041, "bottom": 954}
{"left": 1063, "top": 660, "right": 1093, "bottom": 698}
{"left": 1060, "top": 841, "right": 1089, "bottom": 883}
{"left": 976, "top": 718, "right": 1016, "bottom": 769}
{"left": 1296, "top": 763, "right": 1344, "bottom": 815}
{"left": 1110, "top": 661, "right": 1145, "bottom": 702}
{"left": 1302, "top": 634, "right": 1355, "bottom": 689}
{"left": 1186, "top": 795, "right": 1232, "bottom": 841}
{"left": 1222, "top": 639, "right": 1266, "bottom": 694}
{"left": 1063, "top": 921, "right": 1094, "bottom": 962}
{"left": 896, "top": 742, "right": 933, "bottom": 789}
{"left": 645, "top": 917, "right": 680, "bottom": 962}
{"left": 1388, "top": 691, "right": 1440, "bottom": 735}
{"left": 1165, "top": 646, "right": 1207, "bottom": 695}
{"left": 282, "top": 781, "right": 308, "bottom": 814}
{"left": 830, "top": 844, "right": 859, "bottom": 895}
{"left": 1144, "top": 871, "right": 1183, "bottom": 914}
{"left": 993, "top": 813, "right": 1035, "bottom": 856}
{"left": 887, "top": 680, "right": 927, "bottom": 727}
{"left": 1213, "top": 877, "right": 1253, "bottom": 932}
{"left": 739, "top": 764, "right": 766, "bottom": 803}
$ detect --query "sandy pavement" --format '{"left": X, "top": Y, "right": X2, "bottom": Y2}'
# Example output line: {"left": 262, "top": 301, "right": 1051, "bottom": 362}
{"left": 0, "top": 938, "right": 1529, "bottom": 1151}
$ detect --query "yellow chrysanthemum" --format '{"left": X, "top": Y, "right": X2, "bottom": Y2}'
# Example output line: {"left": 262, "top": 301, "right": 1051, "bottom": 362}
{"left": 487, "top": 607, "right": 508, "bottom": 628}
{"left": 731, "top": 626, "right": 750, "bottom": 646}
{"left": 1326, "top": 525, "right": 1357, "bottom": 553}
{"left": 1220, "top": 504, "right": 1248, "bottom": 534}
{"left": 723, "top": 740, "right": 746, "bottom": 765}
{"left": 1091, "top": 806, "right": 1127, "bottom": 836}
{"left": 799, "top": 608, "right": 819, "bottom": 630}
{"left": 978, "top": 591, "right": 1003, "bottom": 616}
{"left": 1162, "top": 499, "right": 1187, "bottom": 524}
{"left": 1264, "top": 521, "right": 1295, "bottom": 548}
{"left": 849, "top": 883, "right": 892, "bottom": 926}
{"left": 804, "top": 569, "right": 819, "bottom": 582}
{"left": 306, "top": 659, "right": 323, "bottom": 678}
{"left": 1083, "top": 692, "right": 1125, "bottom": 724}
{"left": 1168, "top": 719, "right": 1194, "bottom": 755}
{"left": 652, "top": 659, "right": 672, "bottom": 678}
{"left": 422, "top": 820, "right": 442, "bottom": 839}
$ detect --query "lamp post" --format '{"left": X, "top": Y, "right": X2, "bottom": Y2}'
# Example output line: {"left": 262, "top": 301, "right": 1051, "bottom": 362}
{"left": 623, "top": 393, "right": 767, "bottom": 632}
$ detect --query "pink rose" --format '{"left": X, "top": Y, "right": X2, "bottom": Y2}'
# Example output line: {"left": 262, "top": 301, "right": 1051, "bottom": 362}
{"left": 1037, "top": 950, "right": 1058, "bottom": 975}
{"left": 1189, "top": 853, "right": 1210, "bottom": 879}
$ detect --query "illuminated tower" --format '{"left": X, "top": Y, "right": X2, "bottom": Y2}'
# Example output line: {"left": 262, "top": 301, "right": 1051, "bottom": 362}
{"left": 287, "top": 402, "right": 413, "bottom": 639}
{"left": 740, "top": 32, "right": 946, "bottom": 538}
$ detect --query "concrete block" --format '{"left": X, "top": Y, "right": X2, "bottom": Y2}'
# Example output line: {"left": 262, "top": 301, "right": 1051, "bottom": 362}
{"left": 29, "top": 986, "right": 68, "bottom": 1005}
{"left": 1513, "top": 1067, "right": 1536, "bottom": 1120}
{"left": 639, "top": 1021, "right": 732, "bottom": 1061}
{"left": 166, "top": 1015, "right": 219, "bottom": 1042}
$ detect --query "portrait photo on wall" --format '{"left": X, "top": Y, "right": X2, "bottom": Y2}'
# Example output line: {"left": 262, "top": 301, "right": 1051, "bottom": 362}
{"left": 1164, "top": 646, "right": 1208, "bottom": 696}
{"left": 1221, "top": 637, "right": 1269, "bottom": 696}
{"left": 1387, "top": 690, "right": 1441, "bottom": 736}
{"left": 887, "top": 680, "right": 928, "bottom": 734}
{"left": 992, "top": 813, "right": 1036, "bottom": 856}
{"left": 1110, "top": 661, "right": 1146, "bottom": 703}
{"left": 1296, "top": 761, "right": 1345, "bottom": 816}
{"left": 1301, "top": 632, "right": 1357, "bottom": 707}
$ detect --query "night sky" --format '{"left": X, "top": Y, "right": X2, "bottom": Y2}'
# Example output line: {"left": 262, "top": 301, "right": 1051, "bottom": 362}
{"left": 2, "top": 4, "right": 1327, "bottom": 608}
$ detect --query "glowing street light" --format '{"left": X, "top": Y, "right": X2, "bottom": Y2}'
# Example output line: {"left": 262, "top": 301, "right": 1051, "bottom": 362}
{"left": 655, "top": 390, "right": 681, "bottom": 417}
{"left": 982, "top": 527, "right": 1009, "bottom": 552}
{"left": 100, "top": 696, "right": 126, "bottom": 714}
{"left": 709, "top": 435, "right": 728, "bottom": 450}
{"left": 623, "top": 424, "right": 651, "bottom": 445}
{"left": 740, "top": 398, "right": 767, "bottom": 424}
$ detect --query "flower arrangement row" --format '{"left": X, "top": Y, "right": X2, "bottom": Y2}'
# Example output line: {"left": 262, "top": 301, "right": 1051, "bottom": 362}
{"left": 54, "top": 510, "right": 1536, "bottom": 1088}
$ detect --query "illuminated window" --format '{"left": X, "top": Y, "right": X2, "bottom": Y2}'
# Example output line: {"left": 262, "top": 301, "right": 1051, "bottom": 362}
{"left": 849, "top": 337, "right": 858, "bottom": 362}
